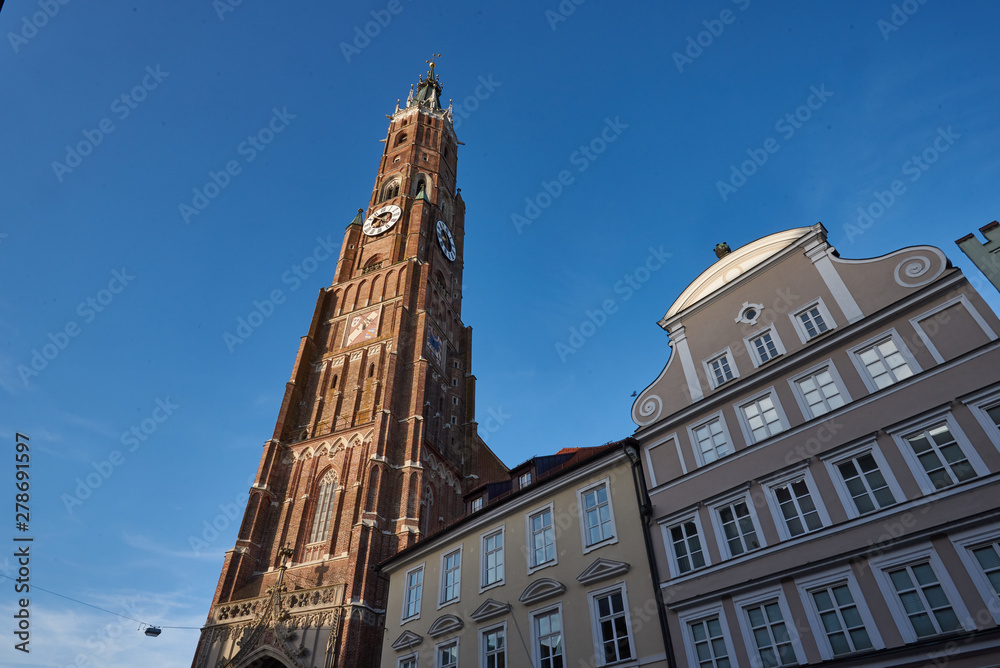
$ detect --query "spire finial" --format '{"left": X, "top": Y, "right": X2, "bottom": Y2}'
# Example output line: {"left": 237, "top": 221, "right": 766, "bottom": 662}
{"left": 426, "top": 53, "right": 442, "bottom": 80}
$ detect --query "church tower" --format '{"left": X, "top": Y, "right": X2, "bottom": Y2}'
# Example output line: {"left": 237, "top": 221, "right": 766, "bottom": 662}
{"left": 191, "top": 61, "right": 507, "bottom": 668}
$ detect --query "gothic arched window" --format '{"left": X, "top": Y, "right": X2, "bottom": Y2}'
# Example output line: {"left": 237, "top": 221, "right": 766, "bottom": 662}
{"left": 308, "top": 471, "right": 336, "bottom": 544}
{"left": 380, "top": 179, "right": 400, "bottom": 202}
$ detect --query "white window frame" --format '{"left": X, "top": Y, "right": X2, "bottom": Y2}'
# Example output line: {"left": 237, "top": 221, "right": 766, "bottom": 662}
{"left": 529, "top": 603, "right": 564, "bottom": 668}
{"left": 438, "top": 546, "right": 462, "bottom": 608}
{"left": 744, "top": 325, "right": 786, "bottom": 368}
{"left": 471, "top": 497, "right": 483, "bottom": 512}
{"left": 950, "top": 523, "right": 1000, "bottom": 624}
{"left": 908, "top": 294, "right": 997, "bottom": 364}
{"left": 644, "top": 432, "right": 684, "bottom": 484}
{"left": 480, "top": 525, "right": 505, "bottom": 592}
{"left": 577, "top": 477, "right": 618, "bottom": 553}
{"left": 479, "top": 621, "right": 507, "bottom": 668}
{"left": 868, "top": 545, "right": 976, "bottom": 643}
{"left": 518, "top": 472, "right": 531, "bottom": 488}
{"left": 703, "top": 347, "right": 740, "bottom": 390}
{"left": 660, "top": 510, "right": 712, "bottom": 578}
{"left": 794, "top": 565, "right": 884, "bottom": 660}
{"left": 677, "top": 602, "right": 738, "bottom": 668}
{"left": 961, "top": 384, "right": 1000, "bottom": 453}
{"left": 790, "top": 298, "right": 836, "bottom": 344}
{"left": 887, "top": 407, "right": 989, "bottom": 495}
{"left": 762, "top": 466, "right": 831, "bottom": 541}
{"left": 401, "top": 562, "right": 425, "bottom": 623}
{"left": 525, "top": 502, "right": 558, "bottom": 574}
{"left": 788, "top": 360, "right": 852, "bottom": 420}
{"left": 821, "top": 440, "right": 904, "bottom": 519}
{"left": 709, "top": 488, "right": 767, "bottom": 559}
{"left": 735, "top": 387, "right": 791, "bottom": 445}
{"left": 847, "top": 329, "right": 921, "bottom": 393}
{"left": 732, "top": 585, "right": 807, "bottom": 668}
{"left": 397, "top": 653, "right": 418, "bottom": 668}
{"left": 587, "top": 582, "right": 636, "bottom": 667}
{"left": 435, "top": 637, "right": 460, "bottom": 668}
{"left": 687, "top": 412, "right": 736, "bottom": 467}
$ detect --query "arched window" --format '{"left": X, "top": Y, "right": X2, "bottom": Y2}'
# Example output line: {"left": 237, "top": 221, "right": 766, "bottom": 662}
{"left": 308, "top": 471, "right": 336, "bottom": 544}
{"left": 369, "top": 363, "right": 375, "bottom": 378}
{"left": 380, "top": 179, "right": 400, "bottom": 202}
{"left": 395, "top": 132, "right": 407, "bottom": 146}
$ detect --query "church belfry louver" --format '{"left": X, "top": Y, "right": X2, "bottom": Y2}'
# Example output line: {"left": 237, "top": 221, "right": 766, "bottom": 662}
{"left": 192, "top": 61, "right": 507, "bottom": 668}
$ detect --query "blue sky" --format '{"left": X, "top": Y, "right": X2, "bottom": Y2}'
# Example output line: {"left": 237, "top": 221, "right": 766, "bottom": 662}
{"left": 2, "top": 0, "right": 999, "bottom": 665}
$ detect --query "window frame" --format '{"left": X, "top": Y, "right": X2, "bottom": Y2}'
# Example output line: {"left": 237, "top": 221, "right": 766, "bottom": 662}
{"left": 587, "top": 582, "right": 636, "bottom": 667}
{"left": 677, "top": 602, "right": 738, "bottom": 668}
{"left": 644, "top": 432, "right": 684, "bottom": 484}
{"left": 479, "top": 621, "right": 507, "bottom": 668}
{"left": 661, "top": 511, "right": 712, "bottom": 578}
{"left": 821, "top": 440, "right": 904, "bottom": 519}
{"left": 744, "top": 325, "right": 786, "bottom": 368}
{"left": 435, "top": 638, "right": 460, "bottom": 668}
{"left": 888, "top": 408, "right": 988, "bottom": 495}
{"left": 397, "top": 654, "right": 418, "bottom": 668}
{"left": 471, "top": 496, "right": 484, "bottom": 512}
{"left": 790, "top": 298, "right": 836, "bottom": 344}
{"left": 401, "top": 562, "right": 425, "bottom": 624}
{"left": 868, "top": 545, "right": 976, "bottom": 643}
{"left": 961, "top": 384, "right": 1000, "bottom": 453}
{"left": 735, "top": 387, "right": 791, "bottom": 445}
{"left": 479, "top": 525, "right": 506, "bottom": 592}
{"left": 794, "top": 566, "right": 884, "bottom": 660}
{"left": 788, "top": 360, "right": 852, "bottom": 420}
{"left": 703, "top": 347, "right": 740, "bottom": 390}
{"left": 438, "top": 546, "right": 462, "bottom": 608}
{"left": 577, "top": 477, "right": 618, "bottom": 553}
{"left": 847, "top": 329, "right": 921, "bottom": 393}
{"left": 709, "top": 489, "right": 767, "bottom": 559}
{"left": 949, "top": 523, "right": 1000, "bottom": 624}
{"left": 731, "top": 585, "right": 807, "bottom": 668}
{"left": 687, "top": 412, "right": 736, "bottom": 467}
{"left": 525, "top": 502, "right": 558, "bottom": 574}
{"left": 529, "top": 603, "right": 565, "bottom": 668}
{"left": 762, "top": 466, "right": 831, "bottom": 541}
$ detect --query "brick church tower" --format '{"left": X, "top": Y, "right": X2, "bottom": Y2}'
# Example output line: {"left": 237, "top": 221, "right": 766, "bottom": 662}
{"left": 191, "top": 61, "right": 507, "bottom": 668}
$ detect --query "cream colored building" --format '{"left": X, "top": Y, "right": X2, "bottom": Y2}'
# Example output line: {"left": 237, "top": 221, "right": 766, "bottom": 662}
{"left": 632, "top": 225, "right": 1000, "bottom": 667}
{"left": 378, "top": 442, "right": 670, "bottom": 668}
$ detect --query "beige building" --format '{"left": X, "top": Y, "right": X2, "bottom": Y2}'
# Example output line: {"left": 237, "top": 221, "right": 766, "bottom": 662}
{"left": 377, "top": 441, "right": 670, "bottom": 668}
{"left": 631, "top": 224, "right": 1000, "bottom": 667}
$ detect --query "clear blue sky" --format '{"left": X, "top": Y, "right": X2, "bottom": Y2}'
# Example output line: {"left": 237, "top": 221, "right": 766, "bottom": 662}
{"left": 2, "top": 0, "right": 998, "bottom": 665}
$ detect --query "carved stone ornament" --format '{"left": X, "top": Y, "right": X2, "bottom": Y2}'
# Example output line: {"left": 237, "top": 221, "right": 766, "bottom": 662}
{"left": 470, "top": 598, "right": 511, "bottom": 622}
{"left": 427, "top": 614, "right": 464, "bottom": 637}
{"left": 518, "top": 578, "right": 567, "bottom": 605}
{"left": 577, "top": 558, "right": 630, "bottom": 586}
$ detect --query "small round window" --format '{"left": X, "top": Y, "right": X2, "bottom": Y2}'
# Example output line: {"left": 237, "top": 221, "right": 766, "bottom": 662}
{"left": 736, "top": 302, "right": 764, "bottom": 325}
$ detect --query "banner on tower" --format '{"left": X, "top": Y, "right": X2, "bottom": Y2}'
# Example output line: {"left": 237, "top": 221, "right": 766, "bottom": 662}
{"left": 345, "top": 308, "right": 381, "bottom": 347}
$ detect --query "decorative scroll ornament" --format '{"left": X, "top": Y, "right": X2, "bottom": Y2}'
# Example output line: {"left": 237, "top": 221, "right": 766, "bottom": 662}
{"left": 893, "top": 254, "right": 944, "bottom": 288}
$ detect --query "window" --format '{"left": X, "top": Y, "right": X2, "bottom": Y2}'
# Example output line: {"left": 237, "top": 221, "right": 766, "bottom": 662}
{"left": 440, "top": 548, "right": 461, "bottom": 605}
{"left": 532, "top": 607, "right": 564, "bottom": 668}
{"left": 664, "top": 516, "right": 708, "bottom": 576}
{"left": 903, "top": 422, "right": 977, "bottom": 490}
{"left": 518, "top": 472, "right": 532, "bottom": 488}
{"left": 969, "top": 541, "right": 1000, "bottom": 596}
{"left": 850, "top": 332, "right": 919, "bottom": 392}
{"left": 791, "top": 364, "right": 848, "bottom": 419}
{"left": 398, "top": 656, "right": 417, "bottom": 668}
{"left": 578, "top": 480, "right": 617, "bottom": 551}
{"left": 705, "top": 350, "right": 738, "bottom": 388}
{"left": 743, "top": 600, "right": 797, "bottom": 667}
{"left": 402, "top": 564, "right": 423, "bottom": 621}
{"left": 745, "top": 327, "right": 785, "bottom": 367}
{"left": 308, "top": 471, "right": 336, "bottom": 544}
{"left": 471, "top": 497, "right": 483, "bottom": 512}
{"left": 738, "top": 390, "right": 788, "bottom": 444}
{"left": 715, "top": 498, "right": 762, "bottom": 557}
{"left": 792, "top": 300, "right": 834, "bottom": 342}
{"left": 808, "top": 582, "right": 873, "bottom": 656}
{"left": 589, "top": 585, "right": 634, "bottom": 665}
{"left": 963, "top": 387, "right": 1000, "bottom": 453}
{"left": 763, "top": 469, "right": 830, "bottom": 541}
{"left": 689, "top": 415, "right": 732, "bottom": 465}
{"left": 834, "top": 451, "right": 896, "bottom": 515}
{"left": 436, "top": 640, "right": 458, "bottom": 668}
{"left": 951, "top": 525, "right": 1000, "bottom": 624}
{"left": 380, "top": 179, "right": 401, "bottom": 201}
{"left": 481, "top": 624, "right": 506, "bottom": 668}
{"left": 688, "top": 616, "right": 732, "bottom": 668}
{"left": 527, "top": 505, "right": 556, "bottom": 571}
{"left": 481, "top": 527, "right": 504, "bottom": 589}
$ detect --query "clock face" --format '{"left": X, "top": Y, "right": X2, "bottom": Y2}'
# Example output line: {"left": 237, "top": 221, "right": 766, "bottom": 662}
{"left": 436, "top": 220, "right": 456, "bottom": 261}
{"left": 363, "top": 205, "right": 401, "bottom": 236}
